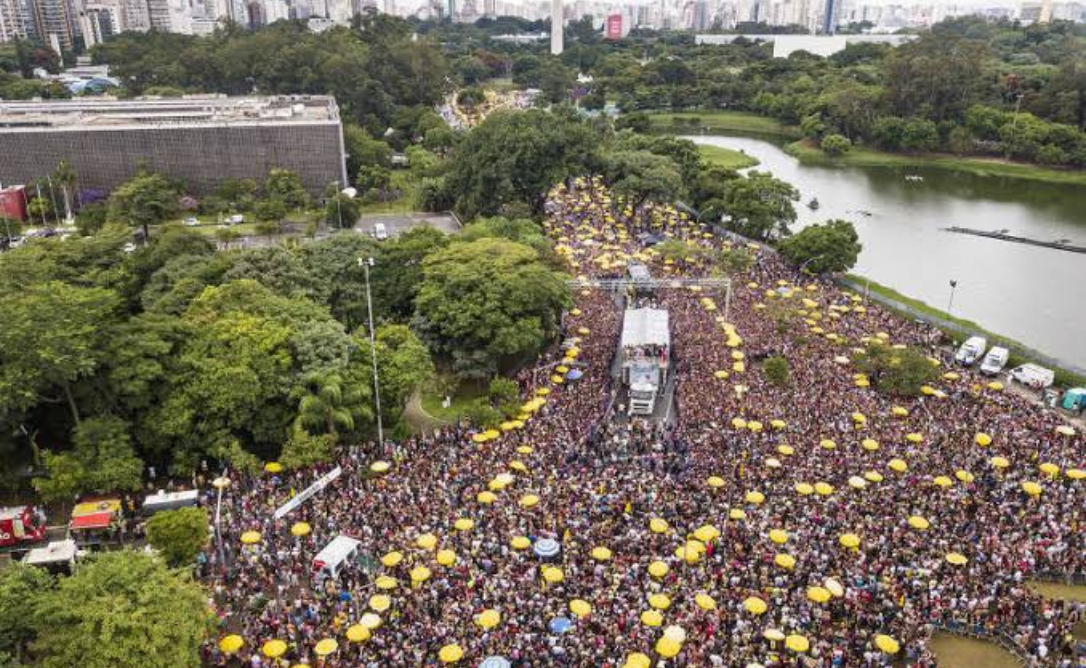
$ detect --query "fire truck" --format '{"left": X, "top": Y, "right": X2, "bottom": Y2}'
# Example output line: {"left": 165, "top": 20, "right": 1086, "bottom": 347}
{"left": 0, "top": 505, "right": 48, "bottom": 548}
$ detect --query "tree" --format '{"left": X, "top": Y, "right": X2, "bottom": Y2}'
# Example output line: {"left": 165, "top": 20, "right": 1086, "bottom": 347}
{"left": 31, "top": 551, "right": 208, "bottom": 668}
{"left": 883, "top": 33, "right": 994, "bottom": 122}
{"left": 368, "top": 226, "right": 449, "bottom": 321}
{"left": 343, "top": 125, "right": 392, "bottom": 177}
{"left": 369, "top": 324, "right": 434, "bottom": 422}
{"left": 264, "top": 168, "right": 310, "bottom": 209}
{"left": 106, "top": 173, "right": 179, "bottom": 238}
{"left": 779, "top": 219, "right": 862, "bottom": 274}
{"left": 718, "top": 171, "right": 799, "bottom": 241}
{"left": 0, "top": 563, "right": 50, "bottom": 663}
{"left": 223, "top": 246, "right": 318, "bottom": 299}
{"left": 604, "top": 150, "right": 685, "bottom": 209}
{"left": 292, "top": 371, "right": 370, "bottom": 439}
{"left": 325, "top": 193, "right": 360, "bottom": 229}
{"left": 253, "top": 198, "right": 287, "bottom": 223}
{"left": 853, "top": 344, "right": 938, "bottom": 396}
{"left": 445, "top": 109, "right": 600, "bottom": 218}
{"left": 414, "top": 238, "right": 570, "bottom": 379}
{"left": 33, "top": 416, "right": 143, "bottom": 503}
{"left": 820, "top": 133, "right": 852, "bottom": 156}
{"left": 356, "top": 165, "right": 392, "bottom": 200}
{"left": 0, "top": 282, "right": 119, "bottom": 426}
{"left": 145, "top": 507, "right": 209, "bottom": 567}
{"left": 763, "top": 356, "right": 791, "bottom": 386}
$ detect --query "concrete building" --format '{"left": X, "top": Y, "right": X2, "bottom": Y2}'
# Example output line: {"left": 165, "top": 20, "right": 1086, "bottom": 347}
{"left": 0, "top": 96, "right": 348, "bottom": 196}
{"left": 27, "top": 0, "right": 76, "bottom": 51}
{"left": 0, "top": 0, "right": 29, "bottom": 41}
{"left": 550, "top": 0, "right": 562, "bottom": 54}
{"left": 696, "top": 33, "right": 913, "bottom": 57}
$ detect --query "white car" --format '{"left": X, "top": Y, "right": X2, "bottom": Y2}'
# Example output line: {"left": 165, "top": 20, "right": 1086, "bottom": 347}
{"left": 227, "top": 214, "right": 245, "bottom": 225}
{"left": 979, "top": 347, "right": 1009, "bottom": 375}
{"left": 954, "top": 336, "right": 987, "bottom": 366}
{"left": 373, "top": 223, "right": 388, "bottom": 240}
{"left": 183, "top": 217, "right": 200, "bottom": 227}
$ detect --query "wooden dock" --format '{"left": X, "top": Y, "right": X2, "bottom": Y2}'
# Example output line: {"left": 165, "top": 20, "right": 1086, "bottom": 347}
{"left": 942, "top": 227, "right": 1086, "bottom": 254}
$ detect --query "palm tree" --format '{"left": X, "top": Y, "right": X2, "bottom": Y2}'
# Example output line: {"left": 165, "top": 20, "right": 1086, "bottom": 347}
{"left": 294, "top": 372, "right": 368, "bottom": 439}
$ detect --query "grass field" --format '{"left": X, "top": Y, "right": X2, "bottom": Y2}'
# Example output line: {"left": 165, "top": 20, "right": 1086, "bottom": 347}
{"left": 786, "top": 138, "right": 1086, "bottom": 187}
{"left": 357, "top": 170, "right": 421, "bottom": 215}
{"left": 846, "top": 274, "right": 1086, "bottom": 388}
{"left": 419, "top": 380, "right": 485, "bottom": 425}
{"left": 697, "top": 143, "right": 760, "bottom": 170}
{"left": 929, "top": 633, "right": 1020, "bottom": 668}
{"left": 649, "top": 110, "right": 802, "bottom": 138}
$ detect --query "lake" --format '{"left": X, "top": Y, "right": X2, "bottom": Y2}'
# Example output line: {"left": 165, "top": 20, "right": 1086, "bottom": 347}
{"left": 684, "top": 134, "right": 1086, "bottom": 370}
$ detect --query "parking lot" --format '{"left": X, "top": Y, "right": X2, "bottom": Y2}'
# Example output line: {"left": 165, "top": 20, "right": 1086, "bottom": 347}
{"left": 355, "top": 212, "right": 461, "bottom": 238}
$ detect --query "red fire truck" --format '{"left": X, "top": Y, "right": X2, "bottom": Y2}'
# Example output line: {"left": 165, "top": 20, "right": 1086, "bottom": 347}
{"left": 0, "top": 505, "right": 48, "bottom": 548}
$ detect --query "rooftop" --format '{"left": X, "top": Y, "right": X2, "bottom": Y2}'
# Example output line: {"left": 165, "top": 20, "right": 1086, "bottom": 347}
{"left": 621, "top": 308, "right": 670, "bottom": 349}
{"left": 0, "top": 95, "right": 341, "bottom": 130}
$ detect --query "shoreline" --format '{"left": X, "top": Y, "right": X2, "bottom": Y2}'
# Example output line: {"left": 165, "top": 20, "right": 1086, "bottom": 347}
{"left": 650, "top": 111, "right": 1086, "bottom": 187}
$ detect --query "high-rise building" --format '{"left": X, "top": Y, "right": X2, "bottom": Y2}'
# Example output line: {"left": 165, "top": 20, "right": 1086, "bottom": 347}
{"left": 119, "top": 0, "right": 149, "bottom": 30}
{"left": 0, "top": 0, "right": 29, "bottom": 41}
{"left": 77, "top": 4, "right": 113, "bottom": 45}
{"left": 482, "top": 0, "right": 494, "bottom": 17}
{"left": 692, "top": 0, "right": 708, "bottom": 29}
{"left": 28, "top": 0, "right": 76, "bottom": 50}
{"left": 550, "top": 0, "right": 562, "bottom": 54}
{"left": 820, "top": 0, "right": 836, "bottom": 32}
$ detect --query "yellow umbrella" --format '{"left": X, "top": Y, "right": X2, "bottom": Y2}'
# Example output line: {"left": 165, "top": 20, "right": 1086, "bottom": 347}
{"left": 648, "top": 593, "right": 671, "bottom": 610}
{"left": 955, "top": 470, "right": 974, "bottom": 483}
{"left": 908, "top": 516, "right": 930, "bottom": 530}
{"left": 649, "top": 518, "right": 669, "bottom": 533}
{"left": 888, "top": 459, "right": 908, "bottom": 473}
{"left": 654, "top": 635, "right": 682, "bottom": 658}
{"left": 774, "top": 553, "right": 796, "bottom": 570}
{"left": 695, "top": 593, "right": 717, "bottom": 610}
{"left": 852, "top": 412, "right": 867, "bottom": 424}
{"left": 824, "top": 578, "right": 844, "bottom": 598}
{"left": 1067, "top": 468, "right": 1085, "bottom": 480}
{"left": 453, "top": 518, "right": 475, "bottom": 531}
{"left": 648, "top": 561, "right": 669, "bottom": 578}
{"left": 623, "top": 652, "right": 652, "bottom": 668}
{"left": 864, "top": 471, "right": 884, "bottom": 483}
{"left": 777, "top": 444, "right": 795, "bottom": 456}
{"left": 511, "top": 535, "right": 531, "bottom": 550}
{"left": 509, "top": 460, "right": 528, "bottom": 473}
{"left": 519, "top": 494, "right": 540, "bottom": 508}
{"left": 763, "top": 629, "right": 786, "bottom": 642}
{"left": 542, "top": 566, "right": 564, "bottom": 583}
{"left": 1039, "top": 462, "right": 1060, "bottom": 477}
{"left": 1055, "top": 425, "right": 1075, "bottom": 436}
{"left": 839, "top": 533, "right": 861, "bottom": 549}
{"left": 569, "top": 599, "right": 592, "bottom": 618}
{"left": 475, "top": 609, "right": 500, "bottom": 629}
{"left": 732, "top": 418, "right": 748, "bottom": 430}
{"left": 346, "top": 624, "right": 370, "bottom": 643}
{"left": 291, "top": 522, "right": 311, "bottom": 537}
{"left": 375, "top": 575, "right": 397, "bottom": 590}
{"left": 820, "top": 439, "right": 837, "bottom": 450}
{"left": 436, "top": 549, "right": 457, "bottom": 566}
{"left": 219, "top": 635, "right": 244, "bottom": 654}
{"left": 1021, "top": 481, "right": 1043, "bottom": 497}
{"left": 770, "top": 419, "right": 787, "bottom": 430}
{"left": 974, "top": 433, "right": 992, "bottom": 446}
{"left": 874, "top": 634, "right": 900, "bottom": 654}
{"left": 743, "top": 597, "right": 768, "bottom": 615}
{"left": 476, "top": 491, "right": 497, "bottom": 504}
{"left": 262, "top": 640, "right": 287, "bottom": 658}
{"left": 745, "top": 491, "right": 765, "bottom": 505}
{"left": 891, "top": 406, "right": 909, "bottom": 417}
{"left": 416, "top": 533, "right": 438, "bottom": 550}
{"left": 359, "top": 612, "right": 382, "bottom": 629}
{"left": 795, "top": 482, "right": 814, "bottom": 496}
{"left": 729, "top": 508, "right": 747, "bottom": 520}
{"left": 707, "top": 476, "right": 726, "bottom": 488}
{"left": 370, "top": 461, "right": 391, "bottom": 474}
{"left": 640, "top": 609, "right": 664, "bottom": 627}
{"left": 906, "top": 433, "right": 924, "bottom": 444}
{"left": 807, "top": 586, "right": 831, "bottom": 603}
{"left": 369, "top": 594, "right": 391, "bottom": 612}
{"left": 439, "top": 644, "right": 463, "bottom": 663}
{"left": 410, "top": 566, "right": 432, "bottom": 583}
{"left": 987, "top": 381, "right": 1003, "bottom": 391}
{"left": 264, "top": 462, "right": 283, "bottom": 474}
{"left": 314, "top": 638, "right": 338, "bottom": 656}
{"left": 785, "top": 635, "right": 810, "bottom": 652}
{"left": 381, "top": 551, "right": 404, "bottom": 567}
{"left": 814, "top": 482, "right": 834, "bottom": 496}
{"left": 591, "top": 546, "right": 612, "bottom": 561}
{"left": 240, "top": 531, "right": 262, "bottom": 545}
{"left": 945, "top": 552, "right": 968, "bottom": 566}
{"left": 694, "top": 525, "right": 720, "bottom": 542}
{"left": 933, "top": 476, "right": 953, "bottom": 488}
{"left": 516, "top": 445, "right": 533, "bottom": 454}
{"left": 768, "top": 529, "right": 788, "bottom": 545}
{"left": 862, "top": 438, "right": 880, "bottom": 452}
{"left": 848, "top": 476, "right": 867, "bottom": 490}
{"left": 990, "top": 456, "right": 1010, "bottom": 469}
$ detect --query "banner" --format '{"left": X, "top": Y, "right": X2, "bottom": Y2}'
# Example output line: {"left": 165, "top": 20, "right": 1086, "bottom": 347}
{"left": 273, "top": 466, "right": 342, "bottom": 520}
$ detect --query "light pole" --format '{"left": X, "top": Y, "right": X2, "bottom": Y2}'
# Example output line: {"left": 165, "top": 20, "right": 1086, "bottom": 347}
{"left": 359, "top": 257, "right": 384, "bottom": 448}
{"left": 211, "top": 474, "right": 230, "bottom": 569}
{"left": 947, "top": 279, "right": 958, "bottom": 319}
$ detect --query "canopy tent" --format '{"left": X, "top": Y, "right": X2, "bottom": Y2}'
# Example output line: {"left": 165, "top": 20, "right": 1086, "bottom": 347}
{"left": 620, "top": 309, "right": 670, "bottom": 351}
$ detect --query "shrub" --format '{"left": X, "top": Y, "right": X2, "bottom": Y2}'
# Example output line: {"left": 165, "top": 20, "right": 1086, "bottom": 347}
{"left": 820, "top": 133, "right": 852, "bottom": 156}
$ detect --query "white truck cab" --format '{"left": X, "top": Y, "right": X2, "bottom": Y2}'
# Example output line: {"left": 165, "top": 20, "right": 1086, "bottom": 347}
{"left": 955, "top": 336, "right": 987, "bottom": 365}
{"left": 979, "top": 347, "right": 1009, "bottom": 375}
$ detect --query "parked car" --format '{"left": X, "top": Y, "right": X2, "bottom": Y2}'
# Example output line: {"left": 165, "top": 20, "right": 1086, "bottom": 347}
{"left": 954, "top": 336, "right": 987, "bottom": 365}
{"left": 373, "top": 223, "right": 388, "bottom": 240}
{"left": 1009, "top": 363, "right": 1054, "bottom": 389}
{"left": 228, "top": 214, "right": 245, "bottom": 225}
{"left": 183, "top": 217, "right": 200, "bottom": 227}
{"left": 979, "top": 346, "right": 1009, "bottom": 375}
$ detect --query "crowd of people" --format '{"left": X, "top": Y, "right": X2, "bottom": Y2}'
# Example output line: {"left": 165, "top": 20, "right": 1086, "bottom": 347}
{"left": 200, "top": 177, "right": 1083, "bottom": 668}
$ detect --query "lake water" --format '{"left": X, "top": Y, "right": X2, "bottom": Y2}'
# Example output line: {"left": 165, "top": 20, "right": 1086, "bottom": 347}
{"left": 684, "top": 134, "right": 1086, "bottom": 369}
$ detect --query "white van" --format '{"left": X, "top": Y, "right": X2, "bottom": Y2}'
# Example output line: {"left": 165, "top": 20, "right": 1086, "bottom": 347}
{"left": 373, "top": 223, "right": 388, "bottom": 240}
{"left": 954, "top": 336, "right": 987, "bottom": 365}
{"left": 24, "top": 539, "right": 79, "bottom": 574}
{"left": 979, "top": 347, "right": 1009, "bottom": 375}
{"left": 141, "top": 489, "right": 199, "bottom": 515}
{"left": 312, "top": 534, "right": 362, "bottom": 583}
{"left": 1009, "top": 363, "right": 1054, "bottom": 389}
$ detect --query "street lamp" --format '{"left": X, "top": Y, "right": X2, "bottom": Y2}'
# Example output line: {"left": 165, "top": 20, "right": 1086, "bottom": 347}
{"left": 211, "top": 474, "right": 230, "bottom": 568}
{"left": 947, "top": 280, "right": 958, "bottom": 319}
{"left": 358, "top": 257, "right": 384, "bottom": 448}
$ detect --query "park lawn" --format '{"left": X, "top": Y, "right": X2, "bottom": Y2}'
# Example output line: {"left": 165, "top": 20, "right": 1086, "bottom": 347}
{"left": 357, "top": 170, "right": 420, "bottom": 215}
{"left": 846, "top": 274, "right": 1086, "bottom": 388}
{"left": 650, "top": 110, "right": 802, "bottom": 138}
{"left": 419, "top": 381, "right": 485, "bottom": 425}
{"left": 786, "top": 139, "right": 1086, "bottom": 187}
{"left": 697, "top": 143, "right": 760, "bottom": 170}
{"left": 929, "top": 633, "right": 1019, "bottom": 668}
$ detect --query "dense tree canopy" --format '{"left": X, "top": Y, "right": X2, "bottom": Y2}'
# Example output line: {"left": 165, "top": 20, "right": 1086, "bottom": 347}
{"left": 779, "top": 219, "right": 862, "bottom": 274}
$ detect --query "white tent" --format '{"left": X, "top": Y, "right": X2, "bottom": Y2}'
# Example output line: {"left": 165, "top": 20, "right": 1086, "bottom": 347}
{"left": 620, "top": 309, "right": 670, "bottom": 350}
